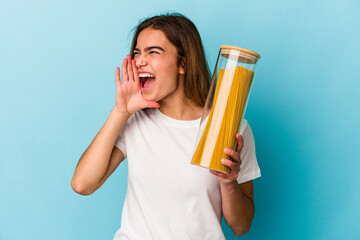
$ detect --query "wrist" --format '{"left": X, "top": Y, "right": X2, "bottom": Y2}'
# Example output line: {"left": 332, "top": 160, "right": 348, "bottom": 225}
{"left": 219, "top": 179, "right": 239, "bottom": 193}
{"left": 105, "top": 106, "right": 132, "bottom": 134}
{"left": 112, "top": 106, "right": 131, "bottom": 119}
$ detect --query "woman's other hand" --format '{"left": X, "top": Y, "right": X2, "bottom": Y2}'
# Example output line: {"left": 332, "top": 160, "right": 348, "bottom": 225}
{"left": 115, "top": 55, "right": 159, "bottom": 116}
{"left": 210, "top": 133, "right": 243, "bottom": 184}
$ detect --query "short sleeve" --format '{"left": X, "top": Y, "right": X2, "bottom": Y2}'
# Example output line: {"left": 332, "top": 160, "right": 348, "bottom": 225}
{"left": 114, "top": 115, "right": 135, "bottom": 158}
{"left": 236, "top": 120, "right": 261, "bottom": 184}
{"left": 114, "top": 129, "right": 127, "bottom": 158}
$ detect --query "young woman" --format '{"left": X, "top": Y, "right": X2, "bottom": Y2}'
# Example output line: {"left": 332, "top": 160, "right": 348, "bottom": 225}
{"left": 71, "top": 13, "right": 261, "bottom": 240}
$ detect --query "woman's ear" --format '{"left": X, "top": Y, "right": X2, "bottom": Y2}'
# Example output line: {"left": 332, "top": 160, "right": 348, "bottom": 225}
{"left": 178, "top": 57, "right": 185, "bottom": 74}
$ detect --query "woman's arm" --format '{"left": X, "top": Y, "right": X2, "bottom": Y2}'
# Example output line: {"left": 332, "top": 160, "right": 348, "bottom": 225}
{"left": 210, "top": 134, "right": 255, "bottom": 236}
{"left": 219, "top": 179, "right": 255, "bottom": 236}
{"left": 71, "top": 55, "right": 159, "bottom": 195}
{"left": 71, "top": 107, "right": 129, "bottom": 195}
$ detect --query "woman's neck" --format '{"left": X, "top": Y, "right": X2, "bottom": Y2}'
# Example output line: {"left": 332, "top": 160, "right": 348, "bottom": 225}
{"left": 158, "top": 96, "right": 203, "bottom": 120}
{"left": 156, "top": 75, "right": 204, "bottom": 120}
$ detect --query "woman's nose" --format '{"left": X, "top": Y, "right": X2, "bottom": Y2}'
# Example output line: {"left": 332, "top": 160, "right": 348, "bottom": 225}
{"left": 135, "top": 54, "right": 147, "bottom": 68}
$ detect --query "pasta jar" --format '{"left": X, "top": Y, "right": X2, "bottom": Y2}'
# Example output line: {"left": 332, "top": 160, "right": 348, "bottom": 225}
{"left": 191, "top": 45, "right": 260, "bottom": 173}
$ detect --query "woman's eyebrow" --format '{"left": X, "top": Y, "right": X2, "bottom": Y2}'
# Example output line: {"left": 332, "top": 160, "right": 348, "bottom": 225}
{"left": 134, "top": 46, "right": 165, "bottom": 52}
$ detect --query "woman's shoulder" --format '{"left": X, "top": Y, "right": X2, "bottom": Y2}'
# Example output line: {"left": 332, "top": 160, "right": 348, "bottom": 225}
{"left": 128, "top": 108, "right": 158, "bottom": 125}
{"left": 121, "top": 109, "right": 155, "bottom": 135}
{"left": 136, "top": 108, "right": 157, "bottom": 119}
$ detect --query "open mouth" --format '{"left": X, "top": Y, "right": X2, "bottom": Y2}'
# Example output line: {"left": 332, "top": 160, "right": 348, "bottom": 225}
{"left": 139, "top": 73, "right": 155, "bottom": 89}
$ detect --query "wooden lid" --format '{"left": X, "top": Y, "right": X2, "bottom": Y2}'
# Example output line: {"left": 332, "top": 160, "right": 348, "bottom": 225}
{"left": 220, "top": 45, "right": 260, "bottom": 64}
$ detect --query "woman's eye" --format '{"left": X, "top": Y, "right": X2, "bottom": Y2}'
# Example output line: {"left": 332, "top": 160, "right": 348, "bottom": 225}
{"left": 133, "top": 52, "right": 140, "bottom": 55}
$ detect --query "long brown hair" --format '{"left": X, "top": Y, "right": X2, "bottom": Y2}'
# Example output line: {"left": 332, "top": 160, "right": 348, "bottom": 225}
{"left": 130, "top": 13, "right": 210, "bottom": 107}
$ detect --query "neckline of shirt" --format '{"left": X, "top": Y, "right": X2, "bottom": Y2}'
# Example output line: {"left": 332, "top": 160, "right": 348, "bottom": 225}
{"left": 152, "top": 108, "right": 202, "bottom": 128}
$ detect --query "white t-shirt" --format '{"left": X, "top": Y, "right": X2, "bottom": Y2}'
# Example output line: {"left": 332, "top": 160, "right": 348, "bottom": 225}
{"left": 113, "top": 108, "right": 261, "bottom": 240}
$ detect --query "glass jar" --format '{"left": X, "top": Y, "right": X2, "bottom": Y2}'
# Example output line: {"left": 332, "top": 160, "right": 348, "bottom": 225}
{"left": 191, "top": 45, "right": 261, "bottom": 173}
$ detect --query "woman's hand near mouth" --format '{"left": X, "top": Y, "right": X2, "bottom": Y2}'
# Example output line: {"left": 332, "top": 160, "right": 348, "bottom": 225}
{"left": 115, "top": 55, "right": 159, "bottom": 116}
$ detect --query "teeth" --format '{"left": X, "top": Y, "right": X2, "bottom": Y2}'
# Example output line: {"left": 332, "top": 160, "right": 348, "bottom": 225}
{"left": 139, "top": 73, "right": 155, "bottom": 78}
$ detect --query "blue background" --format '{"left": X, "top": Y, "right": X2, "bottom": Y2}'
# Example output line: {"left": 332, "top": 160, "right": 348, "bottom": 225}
{"left": 1, "top": 0, "right": 359, "bottom": 239}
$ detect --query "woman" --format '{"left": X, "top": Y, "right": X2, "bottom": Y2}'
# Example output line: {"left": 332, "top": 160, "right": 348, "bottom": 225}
{"left": 71, "top": 13, "right": 261, "bottom": 239}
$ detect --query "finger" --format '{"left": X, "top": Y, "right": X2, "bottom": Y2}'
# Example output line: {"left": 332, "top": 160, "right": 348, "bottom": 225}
{"left": 139, "top": 100, "right": 160, "bottom": 109}
{"left": 115, "top": 67, "right": 121, "bottom": 86}
{"left": 221, "top": 158, "right": 240, "bottom": 170}
{"left": 127, "top": 55, "right": 134, "bottom": 81}
{"left": 224, "top": 148, "right": 240, "bottom": 163}
{"left": 220, "top": 159, "right": 240, "bottom": 180}
{"left": 235, "top": 133, "right": 244, "bottom": 152}
{"left": 122, "top": 58, "right": 128, "bottom": 82}
{"left": 210, "top": 169, "right": 230, "bottom": 178}
{"left": 132, "top": 59, "right": 140, "bottom": 84}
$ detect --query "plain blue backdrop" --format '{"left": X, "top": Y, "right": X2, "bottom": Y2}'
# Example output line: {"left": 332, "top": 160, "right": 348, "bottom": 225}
{"left": 1, "top": 0, "right": 359, "bottom": 239}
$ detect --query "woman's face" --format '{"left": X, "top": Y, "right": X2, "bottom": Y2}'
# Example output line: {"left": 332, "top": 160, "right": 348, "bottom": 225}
{"left": 133, "top": 28, "right": 185, "bottom": 103}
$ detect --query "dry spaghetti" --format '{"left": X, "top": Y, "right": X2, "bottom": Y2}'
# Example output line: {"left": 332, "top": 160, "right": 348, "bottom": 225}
{"left": 191, "top": 66, "right": 254, "bottom": 173}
